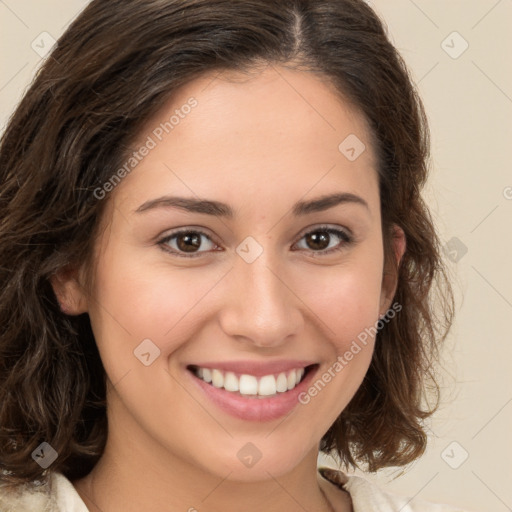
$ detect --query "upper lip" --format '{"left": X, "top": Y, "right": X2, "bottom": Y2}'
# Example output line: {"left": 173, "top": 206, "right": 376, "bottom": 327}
{"left": 187, "top": 360, "right": 317, "bottom": 377}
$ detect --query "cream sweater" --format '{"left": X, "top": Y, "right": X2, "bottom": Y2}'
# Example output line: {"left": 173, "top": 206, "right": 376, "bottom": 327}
{"left": 0, "top": 467, "right": 469, "bottom": 511}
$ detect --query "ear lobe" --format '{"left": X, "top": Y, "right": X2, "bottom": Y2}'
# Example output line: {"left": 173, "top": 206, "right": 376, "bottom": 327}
{"left": 379, "top": 225, "right": 406, "bottom": 315}
{"left": 50, "top": 266, "right": 89, "bottom": 315}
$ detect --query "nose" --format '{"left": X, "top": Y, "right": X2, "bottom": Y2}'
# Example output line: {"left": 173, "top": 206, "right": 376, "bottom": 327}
{"left": 218, "top": 254, "right": 304, "bottom": 349}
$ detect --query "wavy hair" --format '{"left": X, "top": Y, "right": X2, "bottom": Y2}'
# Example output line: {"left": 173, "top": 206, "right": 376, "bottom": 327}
{"left": 0, "top": 0, "right": 454, "bottom": 485}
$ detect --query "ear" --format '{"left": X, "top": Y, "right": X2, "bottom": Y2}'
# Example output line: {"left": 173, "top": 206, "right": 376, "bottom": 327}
{"left": 50, "top": 265, "right": 89, "bottom": 315}
{"left": 379, "top": 224, "right": 406, "bottom": 316}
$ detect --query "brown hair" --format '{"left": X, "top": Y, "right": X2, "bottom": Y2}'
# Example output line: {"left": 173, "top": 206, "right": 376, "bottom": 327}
{"left": 0, "top": 0, "right": 454, "bottom": 485}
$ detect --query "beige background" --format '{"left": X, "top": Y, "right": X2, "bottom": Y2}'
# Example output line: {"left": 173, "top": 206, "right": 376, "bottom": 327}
{"left": 1, "top": 1, "right": 511, "bottom": 511}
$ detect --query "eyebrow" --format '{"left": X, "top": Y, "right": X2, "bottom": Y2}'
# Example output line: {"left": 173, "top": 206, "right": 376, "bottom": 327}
{"left": 134, "top": 192, "right": 369, "bottom": 217}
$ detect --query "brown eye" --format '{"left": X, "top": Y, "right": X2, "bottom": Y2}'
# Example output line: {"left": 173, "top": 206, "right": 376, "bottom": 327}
{"left": 295, "top": 227, "right": 352, "bottom": 254}
{"left": 160, "top": 229, "right": 218, "bottom": 257}
{"left": 304, "top": 231, "right": 331, "bottom": 251}
{"left": 176, "top": 232, "right": 202, "bottom": 252}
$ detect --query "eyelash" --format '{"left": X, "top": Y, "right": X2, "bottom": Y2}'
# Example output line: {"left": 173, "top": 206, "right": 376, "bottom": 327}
{"left": 157, "top": 225, "right": 353, "bottom": 259}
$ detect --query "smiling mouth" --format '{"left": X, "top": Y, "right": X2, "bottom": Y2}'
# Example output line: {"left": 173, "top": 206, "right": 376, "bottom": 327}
{"left": 187, "top": 364, "right": 317, "bottom": 398}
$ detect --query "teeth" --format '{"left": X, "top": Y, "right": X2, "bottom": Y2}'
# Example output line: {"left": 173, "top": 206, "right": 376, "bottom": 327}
{"left": 211, "top": 369, "right": 224, "bottom": 388}
{"left": 239, "top": 374, "right": 258, "bottom": 395}
{"left": 287, "top": 371, "right": 296, "bottom": 390}
{"left": 258, "top": 375, "right": 276, "bottom": 396}
{"left": 276, "top": 372, "right": 288, "bottom": 392}
{"left": 223, "top": 372, "right": 239, "bottom": 392}
{"left": 193, "top": 366, "right": 308, "bottom": 397}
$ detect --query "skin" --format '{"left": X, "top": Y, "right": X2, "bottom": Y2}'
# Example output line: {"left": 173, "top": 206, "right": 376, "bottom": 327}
{"left": 52, "top": 64, "right": 405, "bottom": 512}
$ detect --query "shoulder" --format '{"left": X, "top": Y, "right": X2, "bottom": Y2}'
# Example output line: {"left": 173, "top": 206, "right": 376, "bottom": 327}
{"left": 0, "top": 472, "right": 88, "bottom": 512}
{"left": 318, "top": 467, "right": 470, "bottom": 512}
{"left": 0, "top": 475, "right": 53, "bottom": 512}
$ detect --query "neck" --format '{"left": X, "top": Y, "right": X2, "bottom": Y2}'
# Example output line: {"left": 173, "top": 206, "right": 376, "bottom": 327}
{"left": 70, "top": 383, "right": 351, "bottom": 512}
{"left": 73, "top": 432, "right": 337, "bottom": 512}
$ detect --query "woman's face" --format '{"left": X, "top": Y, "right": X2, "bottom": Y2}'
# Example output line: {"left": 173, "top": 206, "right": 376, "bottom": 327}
{"left": 63, "top": 65, "right": 402, "bottom": 481}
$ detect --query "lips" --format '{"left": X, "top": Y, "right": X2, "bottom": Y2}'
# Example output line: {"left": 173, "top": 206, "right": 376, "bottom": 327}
{"left": 184, "top": 362, "right": 319, "bottom": 422}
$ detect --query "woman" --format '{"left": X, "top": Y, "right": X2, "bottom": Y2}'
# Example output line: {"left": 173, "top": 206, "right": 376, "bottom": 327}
{"left": 0, "top": 0, "right": 461, "bottom": 510}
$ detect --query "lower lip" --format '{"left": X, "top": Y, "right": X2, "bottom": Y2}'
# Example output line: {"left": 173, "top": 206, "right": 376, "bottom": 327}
{"left": 187, "top": 366, "right": 318, "bottom": 422}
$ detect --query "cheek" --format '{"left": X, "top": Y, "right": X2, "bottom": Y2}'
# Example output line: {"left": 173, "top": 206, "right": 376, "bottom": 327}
{"left": 86, "top": 247, "right": 223, "bottom": 364}
{"left": 295, "top": 256, "right": 383, "bottom": 349}
{"left": 294, "top": 259, "right": 383, "bottom": 421}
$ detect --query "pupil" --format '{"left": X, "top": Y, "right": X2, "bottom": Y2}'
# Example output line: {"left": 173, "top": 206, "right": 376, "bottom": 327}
{"left": 307, "top": 232, "right": 330, "bottom": 250}
{"left": 177, "top": 233, "right": 201, "bottom": 252}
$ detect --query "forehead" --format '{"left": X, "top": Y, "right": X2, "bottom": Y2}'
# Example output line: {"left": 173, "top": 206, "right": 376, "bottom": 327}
{"left": 110, "top": 65, "right": 379, "bottom": 218}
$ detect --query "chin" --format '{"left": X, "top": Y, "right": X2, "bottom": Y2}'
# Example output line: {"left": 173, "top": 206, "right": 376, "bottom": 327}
{"left": 194, "top": 439, "right": 314, "bottom": 483}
